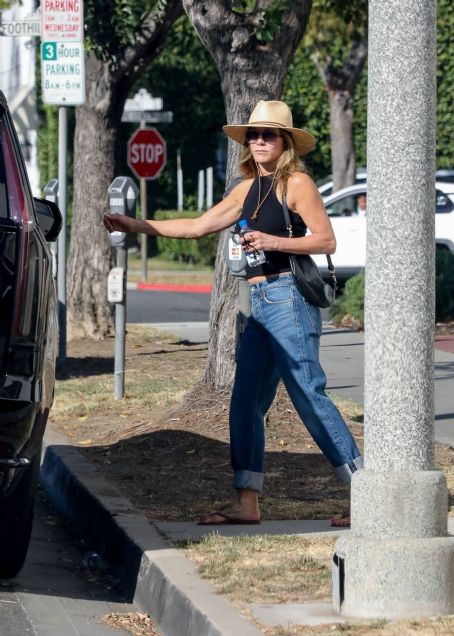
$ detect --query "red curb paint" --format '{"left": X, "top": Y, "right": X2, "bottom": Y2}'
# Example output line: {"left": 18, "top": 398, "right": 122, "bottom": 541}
{"left": 136, "top": 282, "right": 212, "bottom": 294}
{"left": 434, "top": 335, "right": 454, "bottom": 354}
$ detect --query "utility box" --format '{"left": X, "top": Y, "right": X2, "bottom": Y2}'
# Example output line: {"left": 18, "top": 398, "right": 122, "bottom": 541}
{"left": 107, "top": 176, "right": 139, "bottom": 248}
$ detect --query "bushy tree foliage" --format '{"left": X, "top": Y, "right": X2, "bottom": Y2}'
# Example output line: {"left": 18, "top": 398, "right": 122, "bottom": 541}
{"left": 305, "top": 0, "right": 368, "bottom": 191}
{"left": 122, "top": 15, "right": 226, "bottom": 211}
{"left": 65, "top": 0, "right": 183, "bottom": 340}
{"left": 182, "top": 0, "right": 313, "bottom": 388}
{"left": 436, "top": 0, "right": 454, "bottom": 168}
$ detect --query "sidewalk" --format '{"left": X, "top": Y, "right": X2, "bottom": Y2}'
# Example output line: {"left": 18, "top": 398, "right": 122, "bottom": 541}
{"left": 320, "top": 326, "right": 454, "bottom": 447}
{"left": 41, "top": 425, "right": 351, "bottom": 636}
{"left": 40, "top": 325, "right": 454, "bottom": 635}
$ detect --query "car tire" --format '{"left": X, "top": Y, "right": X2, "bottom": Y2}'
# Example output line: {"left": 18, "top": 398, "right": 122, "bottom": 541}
{"left": 0, "top": 446, "right": 41, "bottom": 578}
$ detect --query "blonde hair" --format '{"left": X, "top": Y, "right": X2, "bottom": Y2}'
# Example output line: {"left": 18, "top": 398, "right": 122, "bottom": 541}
{"left": 238, "top": 129, "right": 306, "bottom": 190}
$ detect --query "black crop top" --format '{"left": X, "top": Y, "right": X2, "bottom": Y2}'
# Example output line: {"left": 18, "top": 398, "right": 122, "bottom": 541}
{"left": 236, "top": 175, "right": 307, "bottom": 278}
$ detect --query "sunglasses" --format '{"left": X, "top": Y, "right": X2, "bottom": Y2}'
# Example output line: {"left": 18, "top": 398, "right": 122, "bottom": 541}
{"left": 245, "top": 129, "right": 280, "bottom": 144}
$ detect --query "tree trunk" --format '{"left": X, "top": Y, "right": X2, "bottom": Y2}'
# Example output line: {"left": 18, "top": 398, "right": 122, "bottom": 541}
{"left": 312, "top": 39, "right": 367, "bottom": 193}
{"left": 329, "top": 89, "right": 355, "bottom": 192}
{"left": 183, "top": 0, "right": 312, "bottom": 388}
{"left": 67, "top": 61, "right": 118, "bottom": 340}
{"left": 66, "top": 1, "right": 182, "bottom": 340}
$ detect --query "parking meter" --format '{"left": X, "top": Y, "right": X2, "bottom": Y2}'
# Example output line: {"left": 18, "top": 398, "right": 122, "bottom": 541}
{"left": 107, "top": 176, "right": 138, "bottom": 401}
{"left": 107, "top": 177, "right": 139, "bottom": 248}
{"left": 43, "top": 178, "right": 59, "bottom": 204}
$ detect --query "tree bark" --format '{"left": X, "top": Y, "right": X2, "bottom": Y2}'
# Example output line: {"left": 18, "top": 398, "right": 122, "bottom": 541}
{"left": 67, "top": 77, "right": 117, "bottom": 339}
{"left": 329, "top": 89, "right": 355, "bottom": 193}
{"left": 312, "top": 39, "right": 367, "bottom": 193}
{"left": 67, "top": 1, "right": 183, "bottom": 340}
{"left": 183, "top": 0, "right": 312, "bottom": 388}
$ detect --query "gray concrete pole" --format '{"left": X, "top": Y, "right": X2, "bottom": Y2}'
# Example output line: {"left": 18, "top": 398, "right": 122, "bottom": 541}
{"left": 335, "top": 0, "right": 454, "bottom": 618}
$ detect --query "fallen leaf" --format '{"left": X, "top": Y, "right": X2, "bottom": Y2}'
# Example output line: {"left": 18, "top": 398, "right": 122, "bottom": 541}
{"left": 79, "top": 439, "right": 93, "bottom": 446}
{"left": 78, "top": 415, "right": 88, "bottom": 421}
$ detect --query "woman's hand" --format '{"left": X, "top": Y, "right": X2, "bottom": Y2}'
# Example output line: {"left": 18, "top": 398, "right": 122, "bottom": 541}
{"left": 103, "top": 213, "right": 138, "bottom": 234}
{"left": 241, "top": 230, "right": 279, "bottom": 252}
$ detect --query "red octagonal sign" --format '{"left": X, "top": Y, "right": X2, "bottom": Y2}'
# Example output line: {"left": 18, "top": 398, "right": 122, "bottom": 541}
{"left": 127, "top": 127, "right": 167, "bottom": 180}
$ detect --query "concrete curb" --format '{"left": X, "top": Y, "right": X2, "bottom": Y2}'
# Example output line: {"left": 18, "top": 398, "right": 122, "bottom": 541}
{"left": 127, "top": 281, "right": 212, "bottom": 293}
{"left": 40, "top": 428, "right": 262, "bottom": 636}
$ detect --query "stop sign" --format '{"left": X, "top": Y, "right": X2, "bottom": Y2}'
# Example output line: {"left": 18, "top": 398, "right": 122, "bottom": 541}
{"left": 127, "top": 127, "right": 167, "bottom": 180}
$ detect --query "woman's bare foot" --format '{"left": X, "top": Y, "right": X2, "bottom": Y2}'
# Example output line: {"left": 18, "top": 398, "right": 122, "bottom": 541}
{"left": 198, "top": 510, "right": 260, "bottom": 525}
{"left": 198, "top": 488, "right": 260, "bottom": 525}
{"left": 330, "top": 510, "right": 350, "bottom": 527}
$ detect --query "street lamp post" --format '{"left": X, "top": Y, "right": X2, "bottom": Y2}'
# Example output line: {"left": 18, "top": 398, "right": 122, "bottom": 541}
{"left": 334, "top": 0, "right": 454, "bottom": 618}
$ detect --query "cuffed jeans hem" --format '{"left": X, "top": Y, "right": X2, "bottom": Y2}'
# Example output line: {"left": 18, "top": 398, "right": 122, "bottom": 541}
{"left": 335, "top": 455, "right": 364, "bottom": 484}
{"left": 234, "top": 470, "right": 264, "bottom": 493}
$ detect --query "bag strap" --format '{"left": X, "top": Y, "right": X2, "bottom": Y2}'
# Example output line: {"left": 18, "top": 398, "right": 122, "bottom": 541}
{"left": 282, "top": 189, "right": 337, "bottom": 283}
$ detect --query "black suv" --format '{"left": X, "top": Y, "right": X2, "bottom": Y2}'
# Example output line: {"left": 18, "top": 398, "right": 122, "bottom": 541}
{"left": 0, "top": 91, "right": 62, "bottom": 577}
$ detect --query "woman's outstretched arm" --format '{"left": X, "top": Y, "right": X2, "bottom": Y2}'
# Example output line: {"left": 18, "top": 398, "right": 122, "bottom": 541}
{"left": 103, "top": 179, "right": 251, "bottom": 239}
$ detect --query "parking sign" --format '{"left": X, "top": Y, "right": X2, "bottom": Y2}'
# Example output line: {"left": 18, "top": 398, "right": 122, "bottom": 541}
{"left": 41, "top": 41, "right": 85, "bottom": 105}
{"left": 41, "top": 0, "right": 84, "bottom": 41}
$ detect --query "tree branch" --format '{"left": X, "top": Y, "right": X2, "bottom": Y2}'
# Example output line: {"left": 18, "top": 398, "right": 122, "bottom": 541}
{"left": 112, "top": 0, "right": 184, "bottom": 92}
{"left": 340, "top": 38, "right": 368, "bottom": 93}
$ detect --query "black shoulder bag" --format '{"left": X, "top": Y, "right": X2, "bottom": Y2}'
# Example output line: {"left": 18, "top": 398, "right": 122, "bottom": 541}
{"left": 282, "top": 190, "right": 337, "bottom": 308}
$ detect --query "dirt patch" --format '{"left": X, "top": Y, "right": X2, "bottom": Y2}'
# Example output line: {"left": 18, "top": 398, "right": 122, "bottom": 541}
{"left": 49, "top": 324, "right": 454, "bottom": 524}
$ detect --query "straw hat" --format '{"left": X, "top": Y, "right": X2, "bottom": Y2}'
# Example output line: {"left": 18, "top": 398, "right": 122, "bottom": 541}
{"left": 223, "top": 100, "right": 315, "bottom": 156}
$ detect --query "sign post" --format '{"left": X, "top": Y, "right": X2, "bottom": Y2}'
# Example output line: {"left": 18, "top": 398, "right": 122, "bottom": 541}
{"left": 40, "top": 0, "right": 85, "bottom": 362}
{"left": 127, "top": 126, "right": 167, "bottom": 281}
{"left": 122, "top": 89, "right": 171, "bottom": 281}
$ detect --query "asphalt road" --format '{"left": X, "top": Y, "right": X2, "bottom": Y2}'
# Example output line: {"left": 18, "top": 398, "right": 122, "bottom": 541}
{"left": 126, "top": 289, "right": 211, "bottom": 324}
{"left": 0, "top": 489, "right": 132, "bottom": 636}
{"left": 126, "top": 288, "right": 329, "bottom": 325}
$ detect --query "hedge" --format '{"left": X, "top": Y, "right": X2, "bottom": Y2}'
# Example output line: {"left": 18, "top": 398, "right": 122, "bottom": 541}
{"left": 330, "top": 250, "right": 454, "bottom": 326}
{"left": 154, "top": 210, "right": 218, "bottom": 266}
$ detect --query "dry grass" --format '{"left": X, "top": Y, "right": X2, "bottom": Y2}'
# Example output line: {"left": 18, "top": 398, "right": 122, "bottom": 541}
{"left": 263, "top": 616, "right": 454, "bottom": 635}
{"left": 181, "top": 535, "right": 454, "bottom": 635}
{"left": 50, "top": 325, "right": 207, "bottom": 445}
{"left": 181, "top": 535, "right": 335, "bottom": 605}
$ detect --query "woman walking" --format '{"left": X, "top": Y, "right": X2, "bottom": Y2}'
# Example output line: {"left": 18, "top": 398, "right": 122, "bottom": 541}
{"left": 104, "top": 100, "right": 363, "bottom": 527}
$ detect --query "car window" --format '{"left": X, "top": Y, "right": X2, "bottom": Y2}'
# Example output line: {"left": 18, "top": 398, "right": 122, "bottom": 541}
{"left": 436, "top": 190, "right": 454, "bottom": 213}
{"left": 325, "top": 194, "right": 363, "bottom": 217}
{"left": 0, "top": 113, "right": 34, "bottom": 225}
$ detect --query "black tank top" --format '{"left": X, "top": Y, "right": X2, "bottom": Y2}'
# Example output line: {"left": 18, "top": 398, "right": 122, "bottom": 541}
{"left": 236, "top": 175, "right": 307, "bottom": 278}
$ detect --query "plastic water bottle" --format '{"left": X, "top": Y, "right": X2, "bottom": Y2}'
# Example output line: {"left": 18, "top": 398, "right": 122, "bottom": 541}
{"left": 238, "top": 219, "right": 266, "bottom": 267}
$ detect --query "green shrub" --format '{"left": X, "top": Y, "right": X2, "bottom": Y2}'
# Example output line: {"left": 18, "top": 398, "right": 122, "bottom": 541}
{"left": 436, "top": 249, "right": 454, "bottom": 321}
{"left": 329, "top": 251, "right": 454, "bottom": 326}
{"left": 329, "top": 270, "right": 365, "bottom": 325}
{"left": 154, "top": 210, "right": 218, "bottom": 266}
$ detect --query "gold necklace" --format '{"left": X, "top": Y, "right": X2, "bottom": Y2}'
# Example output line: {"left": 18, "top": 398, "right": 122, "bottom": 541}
{"left": 251, "top": 172, "right": 277, "bottom": 220}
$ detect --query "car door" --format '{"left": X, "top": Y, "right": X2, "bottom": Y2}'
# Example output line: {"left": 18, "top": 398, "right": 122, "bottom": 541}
{"left": 313, "top": 188, "right": 367, "bottom": 278}
{"left": 434, "top": 189, "right": 454, "bottom": 251}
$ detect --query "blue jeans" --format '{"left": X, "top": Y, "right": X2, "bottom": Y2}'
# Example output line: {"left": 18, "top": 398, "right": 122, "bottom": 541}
{"left": 229, "top": 273, "right": 363, "bottom": 492}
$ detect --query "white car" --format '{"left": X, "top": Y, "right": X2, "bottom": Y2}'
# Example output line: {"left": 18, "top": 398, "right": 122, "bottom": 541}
{"left": 317, "top": 168, "right": 367, "bottom": 198}
{"left": 313, "top": 182, "right": 454, "bottom": 280}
